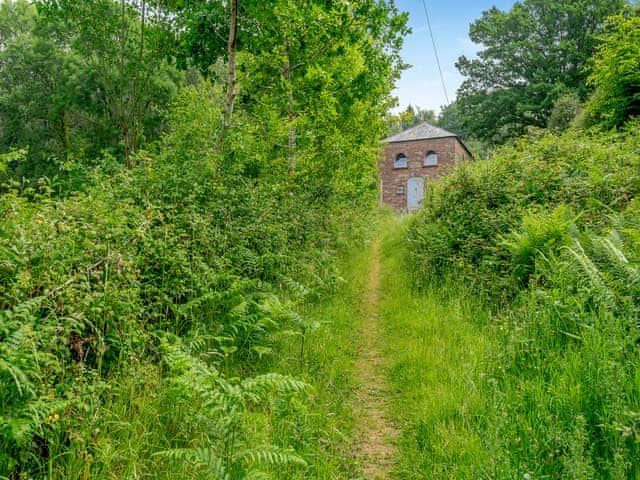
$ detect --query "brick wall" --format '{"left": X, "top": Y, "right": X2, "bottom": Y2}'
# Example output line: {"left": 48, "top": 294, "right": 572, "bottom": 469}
{"left": 379, "top": 136, "right": 469, "bottom": 212}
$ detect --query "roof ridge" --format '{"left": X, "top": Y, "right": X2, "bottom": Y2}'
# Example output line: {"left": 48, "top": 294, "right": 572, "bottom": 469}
{"left": 384, "top": 121, "right": 457, "bottom": 143}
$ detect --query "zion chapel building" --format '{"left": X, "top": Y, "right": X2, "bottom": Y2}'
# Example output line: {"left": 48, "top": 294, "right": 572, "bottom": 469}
{"left": 379, "top": 122, "right": 472, "bottom": 212}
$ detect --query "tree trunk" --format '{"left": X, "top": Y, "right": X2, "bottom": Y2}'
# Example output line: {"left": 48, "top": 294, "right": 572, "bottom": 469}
{"left": 121, "top": 118, "right": 133, "bottom": 169}
{"left": 223, "top": 0, "right": 238, "bottom": 131}
{"left": 284, "top": 40, "right": 296, "bottom": 172}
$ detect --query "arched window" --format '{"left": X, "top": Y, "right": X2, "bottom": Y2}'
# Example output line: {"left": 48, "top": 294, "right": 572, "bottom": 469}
{"left": 424, "top": 151, "right": 438, "bottom": 166}
{"left": 394, "top": 153, "right": 408, "bottom": 168}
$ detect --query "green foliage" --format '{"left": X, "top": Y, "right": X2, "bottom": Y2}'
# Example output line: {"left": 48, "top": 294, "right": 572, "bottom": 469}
{"left": 0, "top": 0, "right": 404, "bottom": 474}
{"left": 588, "top": 8, "right": 640, "bottom": 128}
{"left": 502, "top": 205, "right": 574, "bottom": 288}
{"left": 405, "top": 122, "right": 640, "bottom": 477}
{"left": 547, "top": 94, "right": 584, "bottom": 133}
{"left": 480, "top": 221, "right": 640, "bottom": 479}
{"left": 0, "top": 1, "right": 75, "bottom": 175}
{"left": 386, "top": 105, "right": 437, "bottom": 135}
{"left": 0, "top": 0, "right": 183, "bottom": 184}
{"left": 0, "top": 87, "right": 357, "bottom": 478}
{"left": 455, "top": 0, "right": 627, "bottom": 144}
{"left": 37, "top": 0, "right": 184, "bottom": 167}
{"left": 153, "top": 337, "right": 309, "bottom": 479}
{"left": 408, "top": 125, "right": 640, "bottom": 298}
{"left": 171, "top": 0, "right": 408, "bottom": 163}
{"left": 0, "top": 187, "right": 143, "bottom": 477}
{"left": 378, "top": 216, "right": 491, "bottom": 479}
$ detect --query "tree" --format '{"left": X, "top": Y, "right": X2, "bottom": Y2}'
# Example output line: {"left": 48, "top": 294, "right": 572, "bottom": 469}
{"left": 386, "top": 105, "right": 436, "bottom": 135}
{"left": 455, "top": 0, "right": 627, "bottom": 144}
{"left": 0, "top": 0, "right": 34, "bottom": 48}
{"left": 547, "top": 93, "right": 583, "bottom": 132}
{"left": 223, "top": 0, "right": 237, "bottom": 131}
{"left": 0, "top": 0, "right": 183, "bottom": 180}
{"left": 170, "top": 0, "right": 409, "bottom": 197}
{"left": 436, "top": 102, "right": 466, "bottom": 137}
{"left": 243, "top": 0, "right": 409, "bottom": 189}
{"left": 587, "top": 8, "right": 640, "bottom": 128}
{"left": 38, "top": 0, "right": 182, "bottom": 167}
{"left": 0, "top": 1, "right": 79, "bottom": 178}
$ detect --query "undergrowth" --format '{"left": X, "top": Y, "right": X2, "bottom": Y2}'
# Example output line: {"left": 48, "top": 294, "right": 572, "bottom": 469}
{"left": 406, "top": 125, "right": 640, "bottom": 478}
{"left": 0, "top": 82, "right": 376, "bottom": 479}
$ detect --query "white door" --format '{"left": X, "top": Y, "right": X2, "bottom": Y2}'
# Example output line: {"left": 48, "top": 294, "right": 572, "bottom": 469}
{"left": 407, "top": 176, "right": 424, "bottom": 212}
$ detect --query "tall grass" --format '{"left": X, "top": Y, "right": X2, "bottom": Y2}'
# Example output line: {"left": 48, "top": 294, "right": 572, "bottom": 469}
{"left": 404, "top": 125, "right": 640, "bottom": 478}
{"left": 378, "top": 215, "right": 492, "bottom": 479}
{"left": 264, "top": 234, "right": 378, "bottom": 478}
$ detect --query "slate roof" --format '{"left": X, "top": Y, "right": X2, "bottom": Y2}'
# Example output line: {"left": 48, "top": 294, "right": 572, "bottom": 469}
{"left": 384, "top": 122, "right": 458, "bottom": 143}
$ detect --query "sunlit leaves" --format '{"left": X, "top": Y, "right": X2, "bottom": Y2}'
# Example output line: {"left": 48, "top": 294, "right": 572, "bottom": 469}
{"left": 587, "top": 8, "right": 640, "bottom": 128}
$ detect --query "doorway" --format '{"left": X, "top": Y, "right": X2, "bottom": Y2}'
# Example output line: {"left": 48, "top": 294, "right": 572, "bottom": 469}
{"left": 407, "top": 176, "right": 424, "bottom": 212}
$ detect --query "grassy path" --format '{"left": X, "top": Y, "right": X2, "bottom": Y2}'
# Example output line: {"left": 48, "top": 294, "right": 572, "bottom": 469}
{"left": 372, "top": 215, "right": 491, "bottom": 479}
{"left": 283, "top": 214, "right": 492, "bottom": 478}
{"left": 355, "top": 239, "right": 399, "bottom": 478}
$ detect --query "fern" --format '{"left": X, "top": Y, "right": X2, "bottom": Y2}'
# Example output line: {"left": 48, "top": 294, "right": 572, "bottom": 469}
{"left": 233, "top": 445, "right": 307, "bottom": 467}
{"left": 597, "top": 236, "right": 640, "bottom": 293}
{"left": 156, "top": 336, "right": 309, "bottom": 479}
{"left": 0, "top": 359, "right": 32, "bottom": 397}
{"left": 583, "top": 232, "right": 640, "bottom": 329}
{"left": 154, "top": 448, "right": 228, "bottom": 479}
{"left": 503, "top": 205, "right": 573, "bottom": 287}
{"left": 240, "top": 373, "right": 309, "bottom": 397}
{"left": 156, "top": 445, "right": 306, "bottom": 479}
{"left": 565, "top": 239, "right": 617, "bottom": 311}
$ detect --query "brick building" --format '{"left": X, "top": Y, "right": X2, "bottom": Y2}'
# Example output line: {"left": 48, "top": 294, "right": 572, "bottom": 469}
{"left": 379, "top": 122, "right": 472, "bottom": 212}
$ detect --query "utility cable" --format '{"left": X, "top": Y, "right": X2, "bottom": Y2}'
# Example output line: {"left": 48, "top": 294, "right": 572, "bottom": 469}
{"left": 421, "top": 0, "right": 449, "bottom": 105}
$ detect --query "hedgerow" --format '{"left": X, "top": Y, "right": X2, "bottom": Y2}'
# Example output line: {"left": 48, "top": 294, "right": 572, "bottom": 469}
{"left": 408, "top": 123, "right": 640, "bottom": 299}
{"left": 0, "top": 83, "right": 376, "bottom": 479}
{"left": 407, "top": 123, "right": 640, "bottom": 478}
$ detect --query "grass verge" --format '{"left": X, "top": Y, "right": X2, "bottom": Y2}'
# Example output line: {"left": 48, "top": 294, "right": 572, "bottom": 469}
{"left": 378, "top": 214, "right": 493, "bottom": 479}
{"left": 266, "top": 231, "right": 378, "bottom": 478}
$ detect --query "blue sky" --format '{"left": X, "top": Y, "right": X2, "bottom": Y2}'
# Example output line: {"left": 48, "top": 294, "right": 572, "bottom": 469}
{"left": 391, "top": 0, "right": 517, "bottom": 114}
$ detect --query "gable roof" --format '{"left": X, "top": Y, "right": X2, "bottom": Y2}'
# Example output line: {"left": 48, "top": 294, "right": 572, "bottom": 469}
{"left": 384, "top": 121, "right": 474, "bottom": 158}
{"left": 384, "top": 122, "right": 457, "bottom": 143}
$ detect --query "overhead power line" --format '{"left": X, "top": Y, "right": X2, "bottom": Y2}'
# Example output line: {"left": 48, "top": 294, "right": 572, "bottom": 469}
{"left": 421, "top": 0, "right": 449, "bottom": 105}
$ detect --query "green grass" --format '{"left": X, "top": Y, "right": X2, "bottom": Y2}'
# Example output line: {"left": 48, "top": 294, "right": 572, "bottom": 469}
{"left": 27, "top": 226, "right": 375, "bottom": 480}
{"left": 256, "top": 232, "right": 378, "bottom": 478}
{"left": 377, "top": 214, "right": 493, "bottom": 479}
{"left": 403, "top": 123, "right": 640, "bottom": 478}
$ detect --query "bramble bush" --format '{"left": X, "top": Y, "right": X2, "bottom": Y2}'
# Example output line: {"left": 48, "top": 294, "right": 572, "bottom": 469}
{"left": 0, "top": 82, "right": 377, "bottom": 479}
{"left": 408, "top": 123, "right": 640, "bottom": 299}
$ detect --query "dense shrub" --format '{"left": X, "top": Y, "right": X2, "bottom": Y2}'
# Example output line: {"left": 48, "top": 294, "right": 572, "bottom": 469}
{"left": 0, "top": 83, "right": 375, "bottom": 479}
{"left": 407, "top": 124, "right": 640, "bottom": 477}
{"left": 408, "top": 124, "right": 640, "bottom": 299}
{"left": 479, "top": 207, "right": 640, "bottom": 478}
{"left": 547, "top": 94, "right": 584, "bottom": 133}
